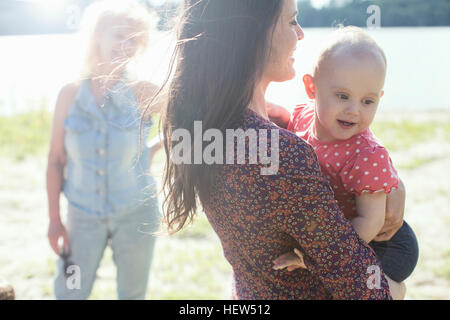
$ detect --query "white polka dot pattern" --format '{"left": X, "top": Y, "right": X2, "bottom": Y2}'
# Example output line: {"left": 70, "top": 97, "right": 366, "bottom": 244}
{"left": 287, "top": 102, "right": 400, "bottom": 219}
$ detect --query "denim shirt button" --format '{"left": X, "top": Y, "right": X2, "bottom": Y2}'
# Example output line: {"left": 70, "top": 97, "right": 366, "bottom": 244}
{"left": 97, "top": 169, "right": 105, "bottom": 176}
{"left": 97, "top": 189, "right": 105, "bottom": 196}
{"left": 97, "top": 149, "right": 105, "bottom": 155}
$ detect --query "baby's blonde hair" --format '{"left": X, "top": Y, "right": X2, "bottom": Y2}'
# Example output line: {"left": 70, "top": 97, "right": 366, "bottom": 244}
{"left": 79, "top": 0, "right": 156, "bottom": 79}
{"left": 313, "top": 26, "right": 387, "bottom": 78}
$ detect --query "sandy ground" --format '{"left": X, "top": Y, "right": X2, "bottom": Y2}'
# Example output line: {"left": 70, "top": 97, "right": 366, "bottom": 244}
{"left": 0, "top": 118, "right": 449, "bottom": 299}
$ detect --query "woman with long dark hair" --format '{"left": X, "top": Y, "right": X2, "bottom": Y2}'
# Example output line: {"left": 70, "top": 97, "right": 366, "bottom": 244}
{"left": 159, "top": 0, "right": 405, "bottom": 299}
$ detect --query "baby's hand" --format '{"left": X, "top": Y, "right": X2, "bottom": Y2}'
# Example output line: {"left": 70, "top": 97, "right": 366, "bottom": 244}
{"left": 273, "top": 248, "right": 307, "bottom": 272}
{"left": 266, "top": 102, "right": 291, "bottom": 129}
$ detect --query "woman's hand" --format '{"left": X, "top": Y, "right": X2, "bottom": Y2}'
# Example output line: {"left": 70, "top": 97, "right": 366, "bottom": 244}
{"left": 374, "top": 179, "right": 406, "bottom": 242}
{"left": 48, "top": 219, "right": 69, "bottom": 256}
{"left": 385, "top": 275, "right": 406, "bottom": 300}
{"left": 273, "top": 248, "right": 307, "bottom": 272}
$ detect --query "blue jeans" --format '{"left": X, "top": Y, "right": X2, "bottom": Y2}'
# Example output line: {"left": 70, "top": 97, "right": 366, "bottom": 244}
{"left": 369, "top": 221, "right": 419, "bottom": 282}
{"left": 54, "top": 200, "right": 160, "bottom": 300}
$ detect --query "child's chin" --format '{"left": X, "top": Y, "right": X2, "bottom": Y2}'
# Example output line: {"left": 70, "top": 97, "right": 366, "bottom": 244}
{"left": 334, "top": 132, "right": 354, "bottom": 141}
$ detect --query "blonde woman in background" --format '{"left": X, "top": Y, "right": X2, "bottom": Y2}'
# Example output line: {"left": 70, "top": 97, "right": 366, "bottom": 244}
{"left": 46, "top": 0, "right": 163, "bottom": 300}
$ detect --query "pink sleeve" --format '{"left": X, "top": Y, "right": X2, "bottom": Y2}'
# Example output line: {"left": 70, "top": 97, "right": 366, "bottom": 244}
{"left": 287, "top": 105, "right": 304, "bottom": 132}
{"left": 287, "top": 103, "right": 312, "bottom": 132}
{"left": 340, "top": 147, "right": 399, "bottom": 196}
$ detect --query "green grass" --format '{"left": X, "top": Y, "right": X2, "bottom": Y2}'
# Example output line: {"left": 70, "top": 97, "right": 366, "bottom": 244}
{"left": 0, "top": 108, "right": 52, "bottom": 161}
{"left": 0, "top": 109, "right": 160, "bottom": 162}
{"left": 144, "top": 212, "right": 232, "bottom": 300}
{"left": 148, "top": 235, "right": 232, "bottom": 299}
{"left": 39, "top": 212, "right": 231, "bottom": 300}
{"left": 149, "top": 113, "right": 161, "bottom": 140}
{"left": 46, "top": 257, "right": 56, "bottom": 276}
{"left": 1, "top": 109, "right": 448, "bottom": 162}
{"left": 175, "top": 213, "right": 215, "bottom": 239}
{"left": 371, "top": 118, "right": 450, "bottom": 152}
{"left": 89, "top": 285, "right": 117, "bottom": 300}
{"left": 434, "top": 257, "right": 450, "bottom": 281}
{"left": 396, "top": 156, "right": 437, "bottom": 170}
{"left": 430, "top": 250, "right": 450, "bottom": 281}
{"left": 41, "top": 284, "right": 53, "bottom": 297}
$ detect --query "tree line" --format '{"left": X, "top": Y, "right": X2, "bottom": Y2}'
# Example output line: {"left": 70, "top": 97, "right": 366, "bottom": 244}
{"left": 296, "top": 0, "right": 450, "bottom": 27}
{"left": 0, "top": 0, "right": 448, "bottom": 36}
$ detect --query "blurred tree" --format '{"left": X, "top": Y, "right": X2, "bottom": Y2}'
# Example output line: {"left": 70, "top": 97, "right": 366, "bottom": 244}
{"left": 297, "top": 0, "right": 450, "bottom": 27}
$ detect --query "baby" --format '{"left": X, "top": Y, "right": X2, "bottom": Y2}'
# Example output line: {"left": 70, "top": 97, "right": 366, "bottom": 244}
{"left": 270, "top": 27, "right": 419, "bottom": 299}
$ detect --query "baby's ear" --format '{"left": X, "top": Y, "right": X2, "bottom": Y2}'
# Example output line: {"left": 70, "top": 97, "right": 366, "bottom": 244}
{"left": 303, "top": 74, "right": 316, "bottom": 99}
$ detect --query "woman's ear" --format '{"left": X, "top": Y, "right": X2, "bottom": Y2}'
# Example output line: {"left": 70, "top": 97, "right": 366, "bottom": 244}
{"left": 303, "top": 74, "right": 316, "bottom": 99}
{"left": 380, "top": 90, "right": 384, "bottom": 98}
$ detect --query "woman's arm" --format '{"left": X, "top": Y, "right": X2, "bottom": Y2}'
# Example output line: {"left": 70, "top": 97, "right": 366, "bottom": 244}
{"left": 133, "top": 81, "right": 166, "bottom": 171}
{"left": 133, "top": 81, "right": 167, "bottom": 170}
{"left": 147, "top": 134, "right": 163, "bottom": 170}
{"left": 134, "top": 81, "right": 167, "bottom": 116}
{"left": 46, "top": 84, "right": 77, "bottom": 255}
{"left": 352, "top": 191, "right": 387, "bottom": 243}
{"left": 272, "top": 134, "right": 391, "bottom": 299}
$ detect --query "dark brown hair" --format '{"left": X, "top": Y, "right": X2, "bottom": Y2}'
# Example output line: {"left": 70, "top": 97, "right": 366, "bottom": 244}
{"left": 161, "top": 0, "right": 284, "bottom": 234}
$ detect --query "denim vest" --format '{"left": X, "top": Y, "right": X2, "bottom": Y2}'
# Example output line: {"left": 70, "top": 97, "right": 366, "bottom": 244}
{"left": 63, "top": 78, "right": 155, "bottom": 218}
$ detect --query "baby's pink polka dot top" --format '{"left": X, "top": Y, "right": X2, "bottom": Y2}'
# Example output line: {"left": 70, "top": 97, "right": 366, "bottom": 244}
{"left": 288, "top": 102, "right": 399, "bottom": 219}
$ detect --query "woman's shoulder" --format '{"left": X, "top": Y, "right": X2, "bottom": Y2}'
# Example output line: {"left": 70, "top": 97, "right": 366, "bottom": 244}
{"left": 59, "top": 81, "right": 82, "bottom": 100}
{"left": 55, "top": 81, "right": 83, "bottom": 115}
{"left": 130, "top": 79, "right": 156, "bottom": 93}
{"left": 242, "top": 108, "right": 319, "bottom": 171}
{"left": 129, "top": 80, "right": 159, "bottom": 104}
{"left": 129, "top": 80, "right": 163, "bottom": 120}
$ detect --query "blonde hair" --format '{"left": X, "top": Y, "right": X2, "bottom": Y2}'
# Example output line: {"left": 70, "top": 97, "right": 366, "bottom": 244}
{"left": 313, "top": 26, "right": 387, "bottom": 78}
{"left": 79, "top": 0, "right": 156, "bottom": 79}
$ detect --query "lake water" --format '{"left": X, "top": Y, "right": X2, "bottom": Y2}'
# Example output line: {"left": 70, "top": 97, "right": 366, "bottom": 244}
{"left": 0, "top": 27, "right": 449, "bottom": 116}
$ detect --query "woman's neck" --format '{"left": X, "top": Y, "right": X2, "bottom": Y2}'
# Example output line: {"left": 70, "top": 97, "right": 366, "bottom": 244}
{"left": 249, "top": 80, "right": 270, "bottom": 120}
{"left": 91, "top": 64, "right": 125, "bottom": 89}
{"left": 89, "top": 66, "right": 125, "bottom": 105}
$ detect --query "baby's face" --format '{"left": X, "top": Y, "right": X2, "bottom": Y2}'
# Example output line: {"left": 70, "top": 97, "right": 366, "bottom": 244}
{"left": 313, "top": 51, "right": 386, "bottom": 142}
